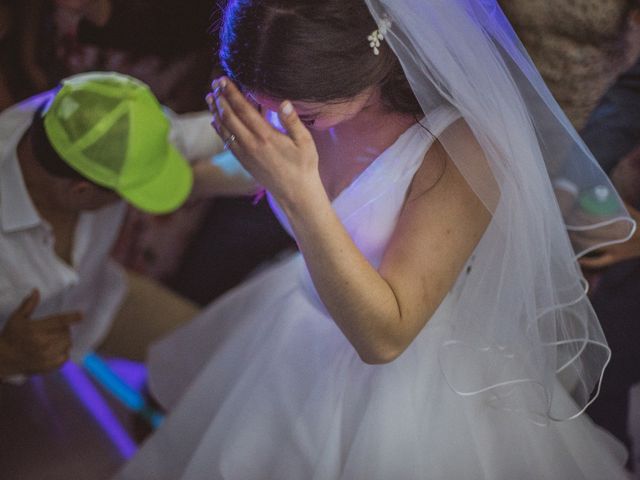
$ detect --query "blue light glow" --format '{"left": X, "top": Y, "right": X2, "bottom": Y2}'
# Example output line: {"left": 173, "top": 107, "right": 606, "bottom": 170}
{"left": 83, "top": 353, "right": 164, "bottom": 429}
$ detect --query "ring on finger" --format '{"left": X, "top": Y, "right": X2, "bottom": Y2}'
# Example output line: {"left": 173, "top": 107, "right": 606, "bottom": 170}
{"left": 223, "top": 133, "right": 237, "bottom": 149}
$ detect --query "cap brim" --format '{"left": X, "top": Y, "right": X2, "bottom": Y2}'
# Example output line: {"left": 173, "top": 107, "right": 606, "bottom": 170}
{"left": 119, "top": 145, "right": 193, "bottom": 215}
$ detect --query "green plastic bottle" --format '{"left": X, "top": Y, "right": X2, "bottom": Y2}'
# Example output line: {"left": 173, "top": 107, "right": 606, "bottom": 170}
{"left": 578, "top": 185, "right": 618, "bottom": 217}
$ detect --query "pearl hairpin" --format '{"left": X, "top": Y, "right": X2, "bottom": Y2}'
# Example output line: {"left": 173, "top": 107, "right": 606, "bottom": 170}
{"left": 367, "top": 16, "right": 392, "bottom": 55}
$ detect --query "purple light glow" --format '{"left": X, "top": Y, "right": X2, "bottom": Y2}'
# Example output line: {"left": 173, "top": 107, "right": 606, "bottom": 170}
{"left": 104, "top": 357, "right": 148, "bottom": 393}
{"left": 61, "top": 361, "right": 137, "bottom": 459}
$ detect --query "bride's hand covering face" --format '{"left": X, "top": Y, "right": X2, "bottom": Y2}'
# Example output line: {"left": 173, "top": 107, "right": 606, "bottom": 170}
{"left": 248, "top": 89, "right": 378, "bottom": 131}
{"left": 208, "top": 77, "right": 322, "bottom": 206}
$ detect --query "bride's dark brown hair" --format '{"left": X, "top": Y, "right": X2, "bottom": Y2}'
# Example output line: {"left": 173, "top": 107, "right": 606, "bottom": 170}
{"left": 216, "top": 0, "right": 422, "bottom": 114}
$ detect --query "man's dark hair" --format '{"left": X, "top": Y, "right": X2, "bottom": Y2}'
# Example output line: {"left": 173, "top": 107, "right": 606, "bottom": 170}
{"left": 29, "top": 102, "right": 87, "bottom": 181}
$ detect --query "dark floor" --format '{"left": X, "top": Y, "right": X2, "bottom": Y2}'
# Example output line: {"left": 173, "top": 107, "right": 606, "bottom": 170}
{"left": 0, "top": 360, "right": 148, "bottom": 480}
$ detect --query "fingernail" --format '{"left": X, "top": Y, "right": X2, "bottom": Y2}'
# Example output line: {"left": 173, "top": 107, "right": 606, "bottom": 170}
{"left": 282, "top": 101, "right": 293, "bottom": 116}
{"left": 219, "top": 78, "right": 228, "bottom": 89}
{"left": 205, "top": 93, "right": 214, "bottom": 106}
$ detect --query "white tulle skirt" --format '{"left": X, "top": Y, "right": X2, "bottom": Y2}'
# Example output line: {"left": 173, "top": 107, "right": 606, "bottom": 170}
{"left": 114, "top": 252, "right": 630, "bottom": 480}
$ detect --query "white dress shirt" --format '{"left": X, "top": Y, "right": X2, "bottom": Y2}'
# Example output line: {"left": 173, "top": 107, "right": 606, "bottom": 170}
{"left": 0, "top": 90, "right": 221, "bottom": 362}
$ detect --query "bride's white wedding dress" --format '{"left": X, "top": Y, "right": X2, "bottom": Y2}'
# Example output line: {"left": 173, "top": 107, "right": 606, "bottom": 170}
{"left": 115, "top": 106, "right": 629, "bottom": 479}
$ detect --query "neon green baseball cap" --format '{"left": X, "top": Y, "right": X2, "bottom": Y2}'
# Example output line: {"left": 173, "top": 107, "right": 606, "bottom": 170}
{"left": 43, "top": 72, "right": 193, "bottom": 214}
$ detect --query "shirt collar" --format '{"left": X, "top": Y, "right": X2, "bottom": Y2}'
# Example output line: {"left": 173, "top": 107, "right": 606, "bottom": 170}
{"left": 0, "top": 99, "right": 48, "bottom": 233}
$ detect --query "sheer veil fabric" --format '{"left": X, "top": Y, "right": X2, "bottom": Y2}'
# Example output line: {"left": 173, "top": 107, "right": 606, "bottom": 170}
{"left": 364, "top": 0, "right": 635, "bottom": 422}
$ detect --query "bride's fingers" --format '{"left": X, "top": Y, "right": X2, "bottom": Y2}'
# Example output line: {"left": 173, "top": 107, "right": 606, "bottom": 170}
{"left": 277, "top": 100, "right": 313, "bottom": 146}
{"left": 207, "top": 92, "right": 238, "bottom": 148}
{"left": 210, "top": 110, "right": 239, "bottom": 152}
{"left": 217, "top": 78, "right": 275, "bottom": 139}
{"left": 205, "top": 91, "right": 215, "bottom": 113}
{"left": 206, "top": 92, "right": 225, "bottom": 136}
{"left": 215, "top": 92, "right": 256, "bottom": 153}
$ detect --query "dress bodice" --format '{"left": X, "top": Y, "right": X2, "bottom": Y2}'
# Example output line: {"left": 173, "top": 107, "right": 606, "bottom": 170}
{"left": 268, "top": 105, "right": 460, "bottom": 268}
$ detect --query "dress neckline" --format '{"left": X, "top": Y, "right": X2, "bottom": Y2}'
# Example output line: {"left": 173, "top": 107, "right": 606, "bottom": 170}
{"left": 329, "top": 118, "right": 427, "bottom": 206}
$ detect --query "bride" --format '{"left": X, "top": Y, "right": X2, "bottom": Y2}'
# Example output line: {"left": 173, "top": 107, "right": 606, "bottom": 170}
{"left": 115, "top": 0, "right": 635, "bottom": 478}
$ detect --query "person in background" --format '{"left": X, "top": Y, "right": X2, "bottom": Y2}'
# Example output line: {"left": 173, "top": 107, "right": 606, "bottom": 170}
{"left": 577, "top": 55, "right": 640, "bottom": 471}
{"left": 0, "top": 71, "right": 256, "bottom": 376}
{"left": 55, "top": 0, "right": 215, "bottom": 57}
{"left": 52, "top": 0, "right": 217, "bottom": 112}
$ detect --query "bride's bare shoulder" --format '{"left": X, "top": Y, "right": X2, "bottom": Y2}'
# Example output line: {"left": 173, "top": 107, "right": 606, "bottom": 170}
{"left": 408, "top": 118, "right": 498, "bottom": 210}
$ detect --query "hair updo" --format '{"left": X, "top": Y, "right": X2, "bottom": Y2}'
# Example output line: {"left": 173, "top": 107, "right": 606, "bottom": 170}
{"left": 217, "top": 0, "right": 422, "bottom": 115}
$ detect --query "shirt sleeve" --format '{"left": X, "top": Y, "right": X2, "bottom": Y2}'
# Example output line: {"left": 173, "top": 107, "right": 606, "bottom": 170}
{"left": 165, "top": 108, "right": 225, "bottom": 164}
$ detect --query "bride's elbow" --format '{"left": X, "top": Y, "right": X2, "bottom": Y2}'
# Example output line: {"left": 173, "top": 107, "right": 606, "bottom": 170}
{"left": 356, "top": 341, "right": 407, "bottom": 365}
{"left": 353, "top": 318, "right": 421, "bottom": 365}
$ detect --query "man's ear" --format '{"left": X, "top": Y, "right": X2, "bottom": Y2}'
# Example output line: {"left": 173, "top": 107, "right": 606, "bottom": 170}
{"left": 67, "top": 179, "right": 96, "bottom": 196}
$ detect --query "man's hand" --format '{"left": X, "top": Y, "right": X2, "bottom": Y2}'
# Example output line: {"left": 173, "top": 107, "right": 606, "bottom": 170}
{"left": 580, "top": 203, "right": 640, "bottom": 269}
{"left": 0, "top": 290, "right": 82, "bottom": 377}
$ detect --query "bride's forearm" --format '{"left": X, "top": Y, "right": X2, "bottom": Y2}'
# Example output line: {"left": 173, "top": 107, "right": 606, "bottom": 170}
{"left": 279, "top": 183, "right": 409, "bottom": 364}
